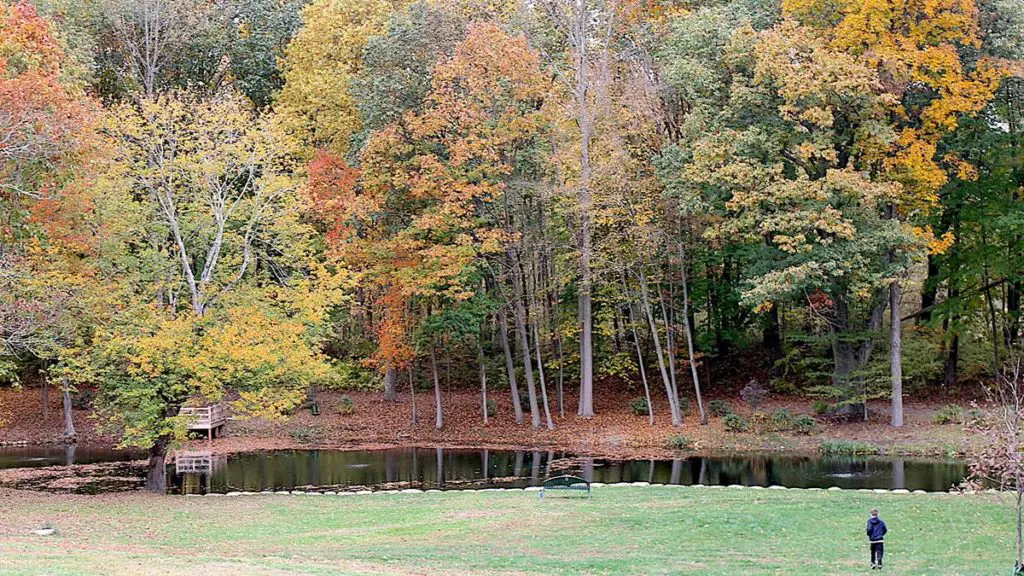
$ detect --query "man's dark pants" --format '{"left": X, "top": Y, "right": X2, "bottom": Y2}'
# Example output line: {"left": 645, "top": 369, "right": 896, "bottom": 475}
{"left": 870, "top": 542, "right": 884, "bottom": 566}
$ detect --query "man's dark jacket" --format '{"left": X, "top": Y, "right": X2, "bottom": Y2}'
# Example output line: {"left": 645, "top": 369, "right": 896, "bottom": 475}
{"left": 867, "top": 517, "right": 887, "bottom": 542}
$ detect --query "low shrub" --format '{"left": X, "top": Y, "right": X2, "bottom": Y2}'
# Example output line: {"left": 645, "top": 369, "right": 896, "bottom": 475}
{"left": 751, "top": 411, "right": 770, "bottom": 433}
{"left": 965, "top": 408, "right": 987, "bottom": 427}
{"left": 769, "top": 379, "right": 799, "bottom": 395}
{"left": 818, "top": 439, "right": 879, "bottom": 456}
{"left": 678, "top": 396, "right": 691, "bottom": 414}
{"left": 932, "top": 404, "right": 963, "bottom": 425}
{"left": 771, "top": 408, "right": 793, "bottom": 431}
{"left": 707, "top": 400, "right": 732, "bottom": 417}
{"left": 289, "top": 426, "right": 320, "bottom": 444}
{"left": 629, "top": 397, "right": 650, "bottom": 416}
{"left": 324, "top": 360, "right": 377, "bottom": 392}
{"left": 740, "top": 379, "right": 769, "bottom": 410}
{"left": 723, "top": 413, "right": 750, "bottom": 432}
{"left": 337, "top": 395, "right": 356, "bottom": 416}
{"left": 812, "top": 400, "right": 830, "bottom": 415}
{"left": 666, "top": 434, "right": 692, "bottom": 450}
{"left": 485, "top": 399, "right": 497, "bottom": 418}
{"left": 793, "top": 415, "right": 817, "bottom": 435}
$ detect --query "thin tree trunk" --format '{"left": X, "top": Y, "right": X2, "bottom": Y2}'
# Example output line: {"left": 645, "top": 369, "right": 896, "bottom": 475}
{"left": 659, "top": 284, "right": 681, "bottom": 409}
{"left": 479, "top": 338, "right": 488, "bottom": 425}
{"left": 556, "top": 329, "right": 565, "bottom": 418}
{"left": 623, "top": 275, "right": 654, "bottom": 425}
{"left": 532, "top": 304, "right": 554, "bottom": 430}
{"left": 511, "top": 257, "right": 541, "bottom": 429}
{"left": 765, "top": 305, "right": 783, "bottom": 376}
{"left": 431, "top": 347, "right": 443, "bottom": 430}
{"left": 638, "top": 269, "right": 682, "bottom": 426}
{"left": 890, "top": 281, "right": 904, "bottom": 427}
{"left": 679, "top": 242, "right": 707, "bottom": 424}
{"left": 499, "top": 311, "right": 524, "bottom": 424}
{"left": 61, "top": 379, "right": 76, "bottom": 442}
{"left": 982, "top": 229, "right": 1001, "bottom": 375}
{"left": 41, "top": 369, "right": 49, "bottom": 424}
{"left": 943, "top": 332, "right": 959, "bottom": 387}
{"left": 409, "top": 363, "right": 418, "bottom": 425}
{"left": 920, "top": 254, "right": 939, "bottom": 324}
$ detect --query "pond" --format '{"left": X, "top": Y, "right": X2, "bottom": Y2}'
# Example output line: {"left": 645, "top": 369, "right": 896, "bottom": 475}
{"left": 0, "top": 445, "right": 143, "bottom": 469}
{"left": 169, "top": 448, "right": 966, "bottom": 495}
{"left": 0, "top": 446, "right": 967, "bottom": 494}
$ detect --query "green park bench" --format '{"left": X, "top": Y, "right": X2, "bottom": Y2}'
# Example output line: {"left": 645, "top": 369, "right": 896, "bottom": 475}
{"left": 540, "top": 475, "right": 591, "bottom": 499}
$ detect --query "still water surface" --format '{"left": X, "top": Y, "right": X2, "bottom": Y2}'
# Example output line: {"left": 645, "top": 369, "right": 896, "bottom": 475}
{"left": 169, "top": 448, "right": 966, "bottom": 494}
{"left": 0, "top": 446, "right": 966, "bottom": 494}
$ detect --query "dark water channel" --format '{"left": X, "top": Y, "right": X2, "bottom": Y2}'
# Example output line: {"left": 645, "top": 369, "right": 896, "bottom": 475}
{"left": 0, "top": 445, "right": 143, "bottom": 468}
{"left": 169, "top": 448, "right": 965, "bottom": 495}
{"left": 0, "top": 446, "right": 966, "bottom": 494}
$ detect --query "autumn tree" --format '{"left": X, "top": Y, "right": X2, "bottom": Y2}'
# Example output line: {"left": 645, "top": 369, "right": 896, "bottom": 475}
{"left": 0, "top": 0, "right": 97, "bottom": 434}
{"left": 344, "top": 23, "right": 551, "bottom": 427}
{"left": 273, "top": 0, "right": 406, "bottom": 159}
{"left": 782, "top": 0, "right": 1006, "bottom": 426}
{"left": 81, "top": 305, "right": 328, "bottom": 491}
{"left": 534, "top": 0, "right": 633, "bottom": 418}
{"left": 104, "top": 91, "right": 303, "bottom": 316}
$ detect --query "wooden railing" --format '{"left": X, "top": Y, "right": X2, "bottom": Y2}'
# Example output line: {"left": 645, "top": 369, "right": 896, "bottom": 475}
{"left": 179, "top": 403, "right": 228, "bottom": 430}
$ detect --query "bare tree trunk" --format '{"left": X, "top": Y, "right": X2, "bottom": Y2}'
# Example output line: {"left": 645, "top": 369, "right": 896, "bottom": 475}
{"left": 574, "top": 0, "right": 595, "bottom": 419}
{"left": 532, "top": 305, "right": 555, "bottom": 430}
{"left": 479, "top": 338, "right": 488, "bottom": 425}
{"left": 145, "top": 434, "right": 170, "bottom": 493}
{"left": 943, "top": 332, "right": 959, "bottom": 387}
{"left": 982, "top": 229, "right": 1002, "bottom": 375}
{"left": 890, "top": 281, "right": 904, "bottom": 427}
{"left": 409, "top": 363, "right": 418, "bottom": 425}
{"left": 638, "top": 269, "right": 682, "bottom": 426}
{"left": 61, "top": 379, "right": 76, "bottom": 442}
{"left": 556, "top": 330, "right": 565, "bottom": 418}
{"left": 41, "top": 377, "right": 49, "bottom": 425}
{"left": 384, "top": 363, "right": 398, "bottom": 402}
{"left": 623, "top": 275, "right": 654, "bottom": 425}
{"left": 984, "top": 269, "right": 1001, "bottom": 376}
{"left": 679, "top": 241, "right": 707, "bottom": 425}
{"left": 499, "top": 311, "right": 524, "bottom": 424}
{"left": 431, "top": 347, "right": 443, "bottom": 430}
{"left": 511, "top": 258, "right": 541, "bottom": 429}
{"left": 659, "top": 284, "right": 681, "bottom": 410}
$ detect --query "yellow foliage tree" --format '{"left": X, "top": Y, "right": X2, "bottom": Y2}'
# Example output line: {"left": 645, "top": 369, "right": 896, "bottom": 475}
{"left": 272, "top": 0, "right": 407, "bottom": 159}
{"left": 781, "top": 0, "right": 1006, "bottom": 206}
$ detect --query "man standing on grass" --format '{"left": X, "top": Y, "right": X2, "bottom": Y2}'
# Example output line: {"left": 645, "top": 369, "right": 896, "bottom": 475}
{"left": 867, "top": 508, "right": 888, "bottom": 570}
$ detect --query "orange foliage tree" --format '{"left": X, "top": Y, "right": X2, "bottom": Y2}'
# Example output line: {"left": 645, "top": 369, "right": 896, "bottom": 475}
{"left": 311, "top": 23, "right": 551, "bottom": 422}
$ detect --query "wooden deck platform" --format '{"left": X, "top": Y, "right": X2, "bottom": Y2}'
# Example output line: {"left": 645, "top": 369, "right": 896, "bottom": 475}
{"left": 179, "top": 403, "right": 228, "bottom": 440}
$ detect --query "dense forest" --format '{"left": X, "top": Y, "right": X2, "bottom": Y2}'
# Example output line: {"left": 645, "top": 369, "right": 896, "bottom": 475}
{"left": 1, "top": 0, "right": 1023, "bottom": 487}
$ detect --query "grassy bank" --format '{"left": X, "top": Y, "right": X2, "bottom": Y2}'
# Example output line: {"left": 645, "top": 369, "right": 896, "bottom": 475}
{"left": 0, "top": 486, "right": 1013, "bottom": 575}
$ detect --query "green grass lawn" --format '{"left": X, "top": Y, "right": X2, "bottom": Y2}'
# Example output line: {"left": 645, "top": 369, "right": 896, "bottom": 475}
{"left": 0, "top": 486, "right": 1014, "bottom": 575}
